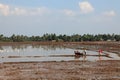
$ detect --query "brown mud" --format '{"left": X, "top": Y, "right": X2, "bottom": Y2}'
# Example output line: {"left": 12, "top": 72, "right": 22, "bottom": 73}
{"left": 0, "top": 60, "right": 120, "bottom": 80}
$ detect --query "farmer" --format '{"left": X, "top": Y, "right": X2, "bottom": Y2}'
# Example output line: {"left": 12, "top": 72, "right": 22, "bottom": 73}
{"left": 98, "top": 49, "right": 103, "bottom": 55}
{"left": 83, "top": 48, "right": 87, "bottom": 55}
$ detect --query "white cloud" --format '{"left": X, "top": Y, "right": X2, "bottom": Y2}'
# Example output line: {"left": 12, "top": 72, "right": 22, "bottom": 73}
{"left": 11, "top": 8, "right": 27, "bottom": 15}
{"left": 0, "top": 3, "right": 10, "bottom": 16}
{"left": 79, "top": 1, "right": 94, "bottom": 14}
{"left": 103, "top": 10, "right": 116, "bottom": 17}
{"left": 0, "top": 3, "right": 50, "bottom": 16}
{"left": 63, "top": 9, "right": 76, "bottom": 16}
{"left": 30, "top": 7, "right": 50, "bottom": 16}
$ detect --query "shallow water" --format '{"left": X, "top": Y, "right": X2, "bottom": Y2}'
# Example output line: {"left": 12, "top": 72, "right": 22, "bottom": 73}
{"left": 0, "top": 44, "right": 119, "bottom": 63}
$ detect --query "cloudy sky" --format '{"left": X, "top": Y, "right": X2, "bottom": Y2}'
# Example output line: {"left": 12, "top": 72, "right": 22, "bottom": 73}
{"left": 0, "top": 0, "right": 120, "bottom": 36}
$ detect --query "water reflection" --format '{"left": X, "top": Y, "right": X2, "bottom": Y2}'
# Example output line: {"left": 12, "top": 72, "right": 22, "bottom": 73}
{"left": 38, "top": 45, "right": 66, "bottom": 51}
{"left": 0, "top": 44, "right": 67, "bottom": 53}
{"left": 74, "top": 55, "right": 87, "bottom": 61}
{"left": 0, "top": 46, "right": 3, "bottom": 50}
{"left": 0, "top": 44, "right": 118, "bottom": 53}
{"left": 99, "top": 55, "right": 102, "bottom": 60}
{"left": 11, "top": 45, "right": 28, "bottom": 50}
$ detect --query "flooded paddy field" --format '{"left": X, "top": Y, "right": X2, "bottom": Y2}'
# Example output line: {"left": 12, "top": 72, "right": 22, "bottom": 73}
{"left": 0, "top": 42, "right": 120, "bottom": 80}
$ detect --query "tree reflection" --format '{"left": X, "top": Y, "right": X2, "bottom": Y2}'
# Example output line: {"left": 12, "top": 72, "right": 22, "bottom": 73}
{"left": 0, "top": 46, "right": 3, "bottom": 50}
{"left": 11, "top": 45, "right": 28, "bottom": 50}
{"left": 41, "top": 45, "right": 66, "bottom": 51}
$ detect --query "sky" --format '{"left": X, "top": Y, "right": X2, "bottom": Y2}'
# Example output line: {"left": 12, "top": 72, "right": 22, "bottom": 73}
{"left": 0, "top": 0, "right": 120, "bottom": 36}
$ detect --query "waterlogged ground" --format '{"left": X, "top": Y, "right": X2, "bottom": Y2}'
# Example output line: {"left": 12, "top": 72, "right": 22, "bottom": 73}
{"left": 0, "top": 42, "right": 120, "bottom": 80}
{"left": 0, "top": 44, "right": 119, "bottom": 63}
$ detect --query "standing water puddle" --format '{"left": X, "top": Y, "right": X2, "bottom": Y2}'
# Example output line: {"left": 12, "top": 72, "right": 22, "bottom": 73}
{"left": 0, "top": 44, "right": 119, "bottom": 63}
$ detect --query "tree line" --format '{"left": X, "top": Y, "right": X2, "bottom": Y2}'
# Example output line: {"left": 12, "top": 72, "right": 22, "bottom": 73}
{"left": 0, "top": 33, "right": 120, "bottom": 42}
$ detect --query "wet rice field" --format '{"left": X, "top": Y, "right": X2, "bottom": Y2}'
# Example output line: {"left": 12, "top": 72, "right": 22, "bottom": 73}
{"left": 0, "top": 44, "right": 119, "bottom": 63}
{"left": 0, "top": 42, "right": 120, "bottom": 80}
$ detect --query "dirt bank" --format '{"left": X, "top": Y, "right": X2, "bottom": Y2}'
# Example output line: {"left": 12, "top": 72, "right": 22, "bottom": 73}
{"left": 0, "top": 60, "right": 120, "bottom": 80}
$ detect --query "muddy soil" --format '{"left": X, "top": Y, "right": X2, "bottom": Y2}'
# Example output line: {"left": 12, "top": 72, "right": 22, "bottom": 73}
{"left": 0, "top": 60, "right": 120, "bottom": 80}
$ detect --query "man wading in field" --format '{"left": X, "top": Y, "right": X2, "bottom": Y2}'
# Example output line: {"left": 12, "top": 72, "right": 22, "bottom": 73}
{"left": 98, "top": 49, "right": 103, "bottom": 56}
{"left": 83, "top": 48, "right": 87, "bottom": 55}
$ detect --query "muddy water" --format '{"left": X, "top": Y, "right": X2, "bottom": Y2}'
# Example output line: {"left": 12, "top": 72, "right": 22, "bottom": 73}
{"left": 0, "top": 44, "right": 119, "bottom": 63}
